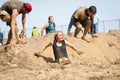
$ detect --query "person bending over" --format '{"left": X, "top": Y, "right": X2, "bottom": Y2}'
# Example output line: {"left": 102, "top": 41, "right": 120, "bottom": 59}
{"left": 0, "top": 0, "right": 32, "bottom": 44}
{"left": 67, "top": 6, "right": 97, "bottom": 42}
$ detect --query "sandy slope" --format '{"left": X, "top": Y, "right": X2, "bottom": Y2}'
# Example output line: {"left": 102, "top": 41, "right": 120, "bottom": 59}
{"left": 0, "top": 30, "right": 120, "bottom": 80}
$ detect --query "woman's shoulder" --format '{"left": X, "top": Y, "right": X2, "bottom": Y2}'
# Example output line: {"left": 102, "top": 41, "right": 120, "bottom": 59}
{"left": 51, "top": 41, "right": 54, "bottom": 44}
{"left": 63, "top": 40, "right": 68, "bottom": 44}
{"left": 64, "top": 40, "right": 72, "bottom": 45}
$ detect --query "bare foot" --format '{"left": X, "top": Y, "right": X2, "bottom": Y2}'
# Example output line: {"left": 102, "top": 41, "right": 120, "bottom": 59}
{"left": 16, "top": 40, "right": 27, "bottom": 44}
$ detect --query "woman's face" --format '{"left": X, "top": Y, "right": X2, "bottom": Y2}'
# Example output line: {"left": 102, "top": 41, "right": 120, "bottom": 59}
{"left": 49, "top": 16, "right": 54, "bottom": 23}
{"left": 56, "top": 32, "right": 64, "bottom": 41}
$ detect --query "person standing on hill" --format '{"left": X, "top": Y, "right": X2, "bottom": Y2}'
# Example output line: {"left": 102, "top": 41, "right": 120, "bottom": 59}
{"left": 35, "top": 31, "right": 83, "bottom": 65}
{"left": 41, "top": 16, "right": 56, "bottom": 36}
{"left": 32, "top": 26, "right": 40, "bottom": 37}
{"left": 67, "top": 6, "right": 97, "bottom": 42}
{"left": 0, "top": 31, "right": 3, "bottom": 46}
{"left": 0, "top": 0, "right": 32, "bottom": 44}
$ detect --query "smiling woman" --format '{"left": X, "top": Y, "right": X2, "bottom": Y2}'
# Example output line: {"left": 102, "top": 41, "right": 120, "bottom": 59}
{"left": 34, "top": 31, "right": 83, "bottom": 65}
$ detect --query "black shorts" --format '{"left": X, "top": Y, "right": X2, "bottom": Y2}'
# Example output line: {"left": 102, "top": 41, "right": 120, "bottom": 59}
{"left": 72, "top": 17, "right": 90, "bottom": 28}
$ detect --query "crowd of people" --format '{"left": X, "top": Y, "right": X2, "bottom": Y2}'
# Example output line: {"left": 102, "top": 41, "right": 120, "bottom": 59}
{"left": 0, "top": 0, "right": 97, "bottom": 65}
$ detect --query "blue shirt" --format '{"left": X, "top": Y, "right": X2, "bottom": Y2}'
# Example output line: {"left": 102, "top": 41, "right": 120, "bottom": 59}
{"left": 46, "top": 22, "right": 55, "bottom": 34}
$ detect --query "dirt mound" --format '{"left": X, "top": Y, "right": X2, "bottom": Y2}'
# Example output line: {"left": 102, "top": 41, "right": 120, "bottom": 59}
{"left": 1, "top": 30, "right": 120, "bottom": 66}
{"left": 0, "top": 30, "right": 120, "bottom": 80}
{"left": 26, "top": 30, "right": 120, "bottom": 65}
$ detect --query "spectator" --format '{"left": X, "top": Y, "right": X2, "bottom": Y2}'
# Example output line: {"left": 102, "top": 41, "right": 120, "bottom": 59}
{"left": 0, "top": 31, "right": 3, "bottom": 46}
{"left": 32, "top": 26, "right": 40, "bottom": 37}
{"left": 41, "top": 16, "right": 56, "bottom": 36}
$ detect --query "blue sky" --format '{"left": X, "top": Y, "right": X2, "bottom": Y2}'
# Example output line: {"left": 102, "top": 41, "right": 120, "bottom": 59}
{"left": 0, "top": 0, "right": 120, "bottom": 37}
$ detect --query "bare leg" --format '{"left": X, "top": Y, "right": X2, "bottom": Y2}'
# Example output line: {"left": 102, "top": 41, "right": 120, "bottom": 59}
{"left": 83, "top": 19, "right": 92, "bottom": 38}
{"left": 0, "top": 13, "right": 11, "bottom": 44}
{"left": 82, "top": 19, "right": 92, "bottom": 42}
{"left": 10, "top": 21, "right": 17, "bottom": 44}
{"left": 74, "top": 23, "right": 82, "bottom": 37}
{"left": 15, "top": 22, "right": 20, "bottom": 43}
{"left": 0, "top": 11, "right": 15, "bottom": 44}
{"left": 67, "top": 18, "right": 74, "bottom": 36}
{"left": 6, "top": 29, "right": 12, "bottom": 44}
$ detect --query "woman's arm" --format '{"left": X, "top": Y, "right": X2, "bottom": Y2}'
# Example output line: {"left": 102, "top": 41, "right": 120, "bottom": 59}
{"left": 41, "top": 23, "right": 48, "bottom": 36}
{"left": 65, "top": 40, "right": 78, "bottom": 52}
{"left": 65, "top": 40, "right": 83, "bottom": 55}
{"left": 34, "top": 41, "right": 53, "bottom": 57}
{"left": 40, "top": 41, "right": 53, "bottom": 53}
